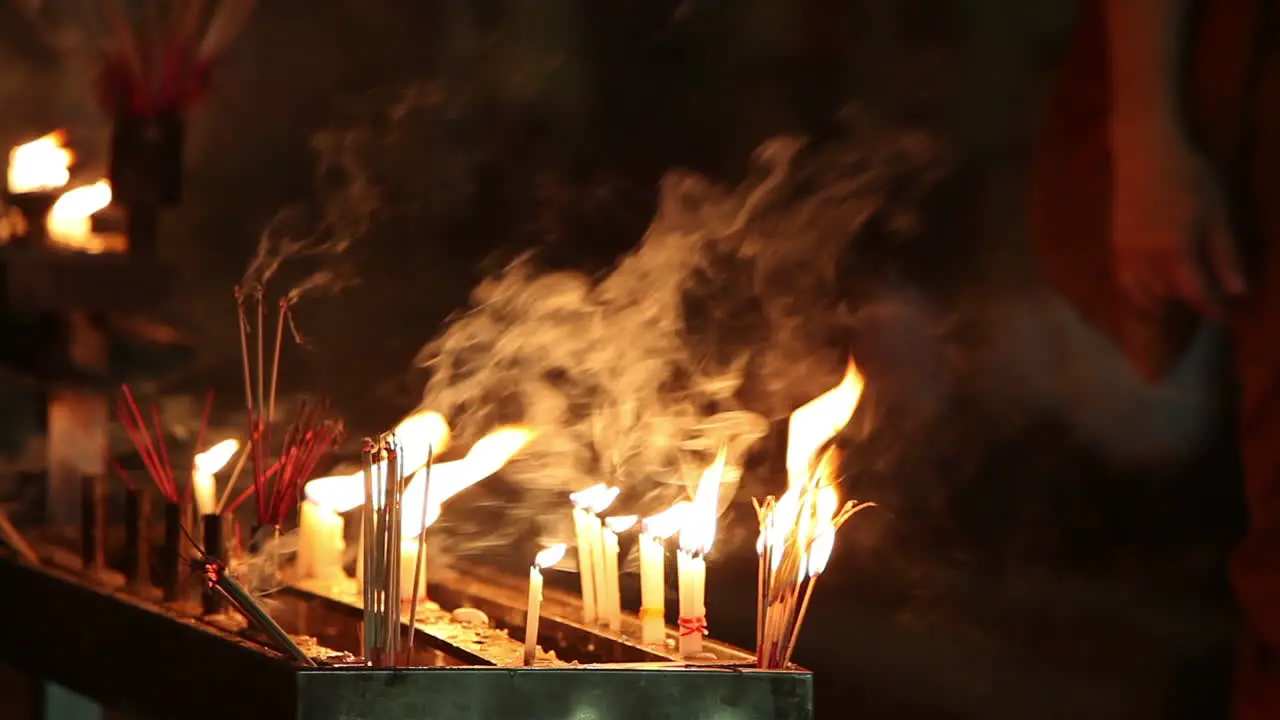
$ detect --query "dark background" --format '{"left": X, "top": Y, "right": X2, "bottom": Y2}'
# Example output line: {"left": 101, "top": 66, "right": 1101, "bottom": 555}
{"left": 0, "top": 1, "right": 1246, "bottom": 718}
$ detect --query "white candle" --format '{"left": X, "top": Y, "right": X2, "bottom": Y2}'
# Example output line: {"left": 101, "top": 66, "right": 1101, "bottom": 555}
{"left": 569, "top": 484, "right": 620, "bottom": 627}
{"left": 192, "top": 439, "right": 239, "bottom": 516}
{"left": 571, "top": 508, "right": 599, "bottom": 624}
{"left": 601, "top": 515, "right": 637, "bottom": 632}
{"left": 677, "top": 549, "right": 707, "bottom": 656}
{"left": 524, "top": 544, "right": 566, "bottom": 665}
{"left": 638, "top": 502, "right": 691, "bottom": 646}
{"left": 399, "top": 537, "right": 429, "bottom": 601}
{"left": 676, "top": 448, "right": 727, "bottom": 659}
{"left": 298, "top": 500, "right": 346, "bottom": 580}
{"left": 192, "top": 471, "right": 217, "bottom": 517}
{"left": 638, "top": 533, "right": 666, "bottom": 645}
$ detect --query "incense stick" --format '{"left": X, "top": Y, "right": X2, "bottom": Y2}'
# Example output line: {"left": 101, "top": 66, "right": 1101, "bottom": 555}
{"left": 406, "top": 445, "right": 433, "bottom": 666}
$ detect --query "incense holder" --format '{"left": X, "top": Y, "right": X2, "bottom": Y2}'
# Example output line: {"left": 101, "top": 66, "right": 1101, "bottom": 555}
{"left": 78, "top": 474, "right": 105, "bottom": 572}
{"left": 201, "top": 513, "right": 226, "bottom": 616}
{"left": 161, "top": 500, "right": 192, "bottom": 602}
{"left": 122, "top": 487, "right": 150, "bottom": 587}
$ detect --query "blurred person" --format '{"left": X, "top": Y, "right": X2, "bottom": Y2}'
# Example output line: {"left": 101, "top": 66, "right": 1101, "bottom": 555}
{"left": 1030, "top": 0, "right": 1280, "bottom": 716}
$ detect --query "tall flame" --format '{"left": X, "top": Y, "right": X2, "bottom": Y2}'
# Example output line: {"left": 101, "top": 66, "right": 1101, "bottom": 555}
{"left": 304, "top": 410, "right": 452, "bottom": 513}
{"left": 534, "top": 543, "right": 567, "bottom": 569}
{"left": 194, "top": 438, "right": 240, "bottom": 475}
{"left": 784, "top": 359, "right": 862, "bottom": 489}
{"left": 678, "top": 445, "right": 727, "bottom": 556}
{"left": 7, "top": 132, "right": 73, "bottom": 194}
{"left": 641, "top": 501, "right": 690, "bottom": 540}
{"left": 399, "top": 425, "right": 535, "bottom": 539}
{"left": 765, "top": 359, "right": 863, "bottom": 564}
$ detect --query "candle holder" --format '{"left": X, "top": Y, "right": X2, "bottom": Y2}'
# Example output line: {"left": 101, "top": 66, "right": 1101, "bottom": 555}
{"left": 122, "top": 487, "right": 150, "bottom": 587}
{"left": 1, "top": 190, "right": 56, "bottom": 247}
{"left": 201, "top": 513, "right": 225, "bottom": 615}
{"left": 108, "top": 111, "right": 184, "bottom": 259}
{"left": 79, "top": 474, "right": 105, "bottom": 573}
{"left": 160, "top": 500, "right": 192, "bottom": 602}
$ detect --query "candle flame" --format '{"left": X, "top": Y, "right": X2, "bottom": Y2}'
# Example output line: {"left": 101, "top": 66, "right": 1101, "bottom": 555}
{"left": 604, "top": 515, "right": 638, "bottom": 534}
{"left": 46, "top": 180, "right": 112, "bottom": 252}
{"left": 7, "top": 132, "right": 73, "bottom": 194}
{"left": 534, "top": 543, "right": 567, "bottom": 569}
{"left": 194, "top": 438, "right": 240, "bottom": 475}
{"left": 303, "top": 410, "right": 453, "bottom": 512}
{"left": 784, "top": 358, "right": 862, "bottom": 489}
{"left": 641, "top": 501, "right": 690, "bottom": 540}
{"left": 678, "top": 445, "right": 727, "bottom": 556}
{"left": 569, "top": 483, "right": 620, "bottom": 515}
{"left": 400, "top": 425, "right": 535, "bottom": 539}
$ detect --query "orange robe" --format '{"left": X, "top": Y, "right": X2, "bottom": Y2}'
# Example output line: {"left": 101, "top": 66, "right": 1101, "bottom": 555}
{"left": 1029, "top": 1, "right": 1280, "bottom": 716}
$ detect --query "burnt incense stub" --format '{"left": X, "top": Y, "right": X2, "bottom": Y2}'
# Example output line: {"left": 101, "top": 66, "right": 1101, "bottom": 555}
{"left": 123, "top": 488, "right": 149, "bottom": 586}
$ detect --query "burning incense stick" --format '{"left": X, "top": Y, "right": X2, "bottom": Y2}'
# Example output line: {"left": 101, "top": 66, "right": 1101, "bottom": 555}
{"left": 524, "top": 543, "right": 566, "bottom": 665}
{"left": 360, "top": 434, "right": 407, "bottom": 666}
{"left": 406, "top": 445, "right": 433, "bottom": 666}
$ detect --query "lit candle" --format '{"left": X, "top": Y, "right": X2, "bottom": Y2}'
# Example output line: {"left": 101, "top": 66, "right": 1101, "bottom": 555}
{"left": 601, "top": 515, "right": 637, "bottom": 632}
{"left": 677, "top": 447, "right": 727, "bottom": 658}
{"left": 638, "top": 501, "right": 690, "bottom": 646}
{"left": 568, "top": 484, "right": 619, "bottom": 625}
{"left": 192, "top": 439, "right": 239, "bottom": 517}
{"left": 524, "top": 543, "right": 566, "bottom": 665}
{"left": 297, "top": 499, "right": 346, "bottom": 580}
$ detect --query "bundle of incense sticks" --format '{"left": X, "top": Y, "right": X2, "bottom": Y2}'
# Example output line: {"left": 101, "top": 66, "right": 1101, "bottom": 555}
{"left": 113, "top": 385, "right": 216, "bottom": 599}
{"left": 360, "top": 434, "right": 406, "bottom": 667}
{"left": 754, "top": 446, "right": 875, "bottom": 669}
{"left": 226, "top": 289, "right": 342, "bottom": 532}
{"left": 96, "top": 0, "right": 256, "bottom": 116}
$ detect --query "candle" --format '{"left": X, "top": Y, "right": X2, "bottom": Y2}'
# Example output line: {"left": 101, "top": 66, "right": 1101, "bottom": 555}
{"left": 601, "top": 515, "right": 637, "bottom": 632}
{"left": 568, "top": 484, "right": 619, "bottom": 625}
{"left": 677, "top": 447, "right": 727, "bottom": 658}
{"left": 571, "top": 508, "right": 599, "bottom": 623}
{"left": 298, "top": 500, "right": 346, "bottom": 580}
{"left": 638, "top": 501, "right": 691, "bottom": 646}
{"left": 524, "top": 543, "right": 566, "bottom": 665}
{"left": 192, "top": 439, "right": 239, "bottom": 516}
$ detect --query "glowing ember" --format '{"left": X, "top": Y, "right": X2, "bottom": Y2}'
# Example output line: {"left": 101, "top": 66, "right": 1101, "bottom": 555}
{"left": 7, "top": 132, "right": 73, "bottom": 194}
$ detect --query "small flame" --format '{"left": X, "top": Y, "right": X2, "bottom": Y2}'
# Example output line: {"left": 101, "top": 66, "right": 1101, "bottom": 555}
{"left": 194, "top": 438, "right": 240, "bottom": 475}
{"left": 7, "top": 132, "right": 73, "bottom": 194}
{"left": 569, "top": 483, "right": 620, "bottom": 515}
{"left": 534, "top": 543, "right": 567, "bottom": 569}
{"left": 47, "top": 181, "right": 113, "bottom": 252}
{"left": 785, "top": 359, "right": 862, "bottom": 489}
{"left": 303, "top": 410, "right": 453, "bottom": 513}
{"left": 641, "top": 501, "right": 690, "bottom": 540}
{"left": 400, "top": 425, "right": 535, "bottom": 538}
{"left": 678, "top": 445, "right": 727, "bottom": 556}
{"left": 604, "top": 515, "right": 638, "bottom": 534}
